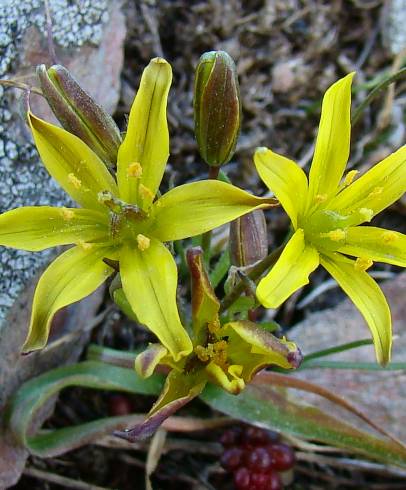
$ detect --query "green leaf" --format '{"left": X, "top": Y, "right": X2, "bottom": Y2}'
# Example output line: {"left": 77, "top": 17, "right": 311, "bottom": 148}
{"left": 227, "top": 296, "right": 256, "bottom": 315}
{"left": 6, "top": 361, "right": 162, "bottom": 457}
{"left": 209, "top": 250, "right": 230, "bottom": 288}
{"left": 201, "top": 378, "right": 406, "bottom": 468}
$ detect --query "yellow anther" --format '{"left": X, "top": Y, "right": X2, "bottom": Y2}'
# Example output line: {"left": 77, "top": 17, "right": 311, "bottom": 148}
{"left": 127, "top": 162, "right": 143, "bottom": 178}
{"left": 195, "top": 345, "right": 210, "bottom": 362}
{"left": 354, "top": 257, "right": 373, "bottom": 272}
{"left": 315, "top": 193, "right": 328, "bottom": 203}
{"left": 344, "top": 170, "right": 359, "bottom": 186}
{"left": 136, "top": 233, "right": 150, "bottom": 251}
{"left": 208, "top": 318, "right": 221, "bottom": 334}
{"left": 368, "top": 186, "right": 383, "bottom": 198}
{"left": 359, "top": 208, "right": 374, "bottom": 222}
{"left": 382, "top": 231, "right": 397, "bottom": 244}
{"left": 68, "top": 173, "right": 82, "bottom": 189}
{"left": 139, "top": 184, "right": 154, "bottom": 201}
{"left": 60, "top": 207, "right": 74, "bottom": 220}
{"left": 327, "top": 229, "right": 347, "bottom": 241}
{"left": 77, "top": 240, "right": 92, "bottom": 251}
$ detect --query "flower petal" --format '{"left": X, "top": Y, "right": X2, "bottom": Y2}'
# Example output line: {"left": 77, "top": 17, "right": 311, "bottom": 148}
{"left": 186, "top": 247, "right": 220, "bottom": 343}
{"left": 307, "top": 73, "right": 354, "bottom": 207}
{"left": 0, "top": 206, "right": 108, "bottom": 251}
{"left": 119, "top": 238, "right": 193, "bottom": 362}
{"left": 225, "top": 320, "right": 303, "bottom": 370}
{"left": 328, "top": 146, "right": 406, "bottom": 224}
{"left": 337, "top": 226, "right": 406, "bottom": 267}
{"left": 205, "top": 362, "right": 245, "bottom": 394}
{"left": 135, "top": 344, "right": 168, "bottom": 379}
{"left": 117, "top": 58, "right": 172, "bottom": 208}
{"left": 22, "top": 245, "right": 114, "bottom": 353}
{"left": 320, "top": 252, "right": 391, "bottom": 366}
{"left": 256, "top": 229, "right": 319, "bottom": 308}
{"left": 151, "top": 180, "right": 276, "bottom": 242}
{"left": 115, "top": 370, "right": 206, "bottom": 441}
{"left": 29, "top": 113, "right": 118, "bottom": 211}
{"left": 254, "top": 147, "right": 308, "bottom": 228}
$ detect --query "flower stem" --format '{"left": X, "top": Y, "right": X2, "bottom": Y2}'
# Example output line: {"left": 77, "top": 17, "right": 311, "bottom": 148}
{"left": 351, "top": 66, "right": 406, "bottom": 125}
{"left": 202, "top": 166, "right": 220, "bottom": 265}
{"left": 220, "top": 243, "right": 284, "bottom": 313}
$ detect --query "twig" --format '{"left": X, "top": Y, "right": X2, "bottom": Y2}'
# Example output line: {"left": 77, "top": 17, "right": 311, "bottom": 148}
{"left": 24, "top": 467, "right": 113, "bottom": 490}
{"left": 220, "top": 243, "right": 284, "bottom": 313}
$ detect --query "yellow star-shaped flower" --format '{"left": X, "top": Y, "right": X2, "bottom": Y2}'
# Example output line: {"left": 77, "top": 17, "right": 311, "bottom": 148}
{"left": 254, "top": 73, "right": 406, "bottom": 366}
{"left": 0, "top": 58, "right": 274, "bottom": 359}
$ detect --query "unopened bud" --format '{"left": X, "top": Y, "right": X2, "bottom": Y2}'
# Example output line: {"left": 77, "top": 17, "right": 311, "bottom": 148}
{"left": 194, "top": 51, "right": 241, "bottom": 166}
{"left": 37, "top": 64, "right": 122, "bottom": 167}
{"left": 230, "top": 210, "right": 268, "bottom": 267}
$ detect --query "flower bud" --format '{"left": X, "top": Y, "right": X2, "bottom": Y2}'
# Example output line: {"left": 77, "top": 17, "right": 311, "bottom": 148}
{"left": 230, "top": 210, "right": 268, "bottom": 267}
{"left": 194, "top": 51, "right": 241, "bottom": 166}
{"left": 37, "top": 64, "right": 122, "bottom": 167}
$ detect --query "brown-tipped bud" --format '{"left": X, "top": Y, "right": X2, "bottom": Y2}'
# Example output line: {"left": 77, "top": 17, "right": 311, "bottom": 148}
{"left": 230, "top": 210, "right": 268, "bottom": 267}
{"left": 194, "top": 51, "right": 241, "bottom": 166}
{"left": 37, "top": 64, "right": 122, "bottom": 167}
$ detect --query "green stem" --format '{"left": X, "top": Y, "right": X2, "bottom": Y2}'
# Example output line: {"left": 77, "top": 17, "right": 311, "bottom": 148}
{"left": 351, "top": 66, "right": 406, "bottom": 125}
{"left": 220, "top": 243, "right": 284, "bottom": 313}
{"left": 303, "top": 338, "right": 373, "bottom": 363}
{"left": 202, "top": 166, "right": 220, "bottom": 264}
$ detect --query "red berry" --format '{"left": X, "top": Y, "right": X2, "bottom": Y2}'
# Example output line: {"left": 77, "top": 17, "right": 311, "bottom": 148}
{"left": 220, "top": 427, "right": 242, "bottom": 447}
{"left": 220, "top": 447, "right": 243, "bottom": 471}
{"left": 243, "top": 426, "right": 269, "bottom": 445}
{"left": 266, "top": 443, "right": 295, "bottom": 471}
{"left": 233, "top": 467, "right": 251, "bottom": 490}
{"left": 108, "top": 394, "right": 132, "bottom": 416}
{"left": 246, "top": 447, "right": 274, "bottom": 471}
{"left": 267, "top": 471, "right": 283, "bottom": 490}
{"left": 251, "top": 472, "right": 270, "bottom": 490}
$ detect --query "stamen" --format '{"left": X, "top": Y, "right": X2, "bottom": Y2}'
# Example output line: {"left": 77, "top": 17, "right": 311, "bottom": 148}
{"left": 315, "top": 193, "right": 328, "bottom": 203}
{"left": 77, "top": 239, "right": 92, "bottom": 251}
{"left": 354, "top": 257, "right": 373, "bottom": 272}
{"left": 195, "top": 345, "right": 210, "bottom": 362}
{"left": 327, "top": 229, "right": 346, "bottom": 241}
{"left": 359, "top": 208, "right": 374, "bottom": 222}
{"left": 139, "top": 184, "right": 154, "bottom": 202}
{"left": 60, "top": 207, "right": 74, "bottom": 220}
{"left": 382, "top": 231, "right": 397, "bottom": 244}
{"left": 368, "top": 186, "right": 383, "bottom": 198}
{"left": 68, "top": 173, "right": 82, "bottom": 189}
{"left": 127, "top": 162, "right": 143, "bottom": 178}
{"left": 136, "top": 234, "right": 150, "bottom": 251}
{"left": 344, "top": 170, "right": 359, "bottom": 186}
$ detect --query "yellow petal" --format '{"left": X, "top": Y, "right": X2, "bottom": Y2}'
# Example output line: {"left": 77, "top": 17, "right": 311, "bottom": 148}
{"left": 307, "top": 73, "right": 354, "bottom": 208}
{"left": 115, "top": 370, "right": 206, "bottom": 441}
{"left": 328, "top": 146, "right": 406, "bottom": 224}
{"left": 117, "top": 58, "right": 172, "bottom": 208}
{"left": 337, "top": 226, "right": 406, "bottom": 267}
{"left": 320, "top": 252, "right": 391, "bottom": 366}
{"left": 0, "top": 206, "right": 108, "bottom": 251}
{"left": 254, "top": 147, "right": 308, "bottom": 228}
{"left": 205, "top": 361, "right": 245, "bottom": 394}
{"left": 22, "top": 245, "right": 114, "bottom": 353}
{"left": 119, "top": 238, "right": 193, "bottom": 361}
{"left": 29, "top": 113, "right": 118, "bottom": 211}
{"left": 151, "top": 180, "right": 276, "bottom": 242}
{"left": 256, "top": 229, "right": 319, "bottom": 308}
{"left": 135, "top": 344, "right": 168, "bottom": 378}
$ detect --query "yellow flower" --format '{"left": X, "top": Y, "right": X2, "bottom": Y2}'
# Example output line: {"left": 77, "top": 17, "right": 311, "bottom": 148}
{"left": 254, "top": 73, "right": 406, "bottom": 366}
{"left": 116, "top": 247, "right": 301, "bottom": 440}
{"left": 0, "top": 58, "right": 274, "bottom": 359}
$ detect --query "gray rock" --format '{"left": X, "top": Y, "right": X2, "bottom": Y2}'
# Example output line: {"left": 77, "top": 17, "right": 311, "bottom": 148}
{"left": 0, "top": 1, "right": 125, "bottom": 486}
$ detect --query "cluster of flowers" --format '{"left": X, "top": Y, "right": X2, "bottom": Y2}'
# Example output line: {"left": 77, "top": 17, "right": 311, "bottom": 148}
{"left": 220, "top": 426, "right": 295, "bottom": 490}
{"left": 0, "top": 51, "right": 405, "bottom": 442}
